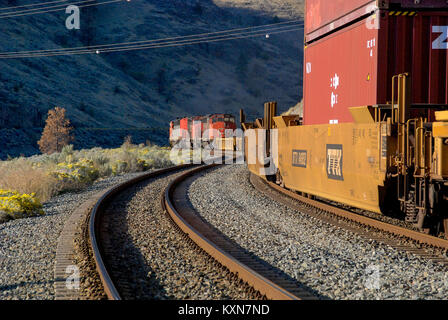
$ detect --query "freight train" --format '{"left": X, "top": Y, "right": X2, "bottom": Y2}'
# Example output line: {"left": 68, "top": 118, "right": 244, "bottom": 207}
{"left": 169, "top": 114, "right": 237, "bottom": 150}
{"left": 241, "top": 0, "right": 448, "bottom": 237}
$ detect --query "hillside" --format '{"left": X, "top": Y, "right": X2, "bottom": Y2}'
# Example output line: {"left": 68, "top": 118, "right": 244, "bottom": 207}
{"left": 214, "top": 0, "right": 304, "bottom": 18}
{"left": 0, "top": 0, "right": 304, "bottom": 159}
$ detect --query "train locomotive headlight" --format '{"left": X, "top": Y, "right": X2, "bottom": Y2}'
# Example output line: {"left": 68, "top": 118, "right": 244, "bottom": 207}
{"left": 444, "top": 139, "right": 448, "bottom": 146}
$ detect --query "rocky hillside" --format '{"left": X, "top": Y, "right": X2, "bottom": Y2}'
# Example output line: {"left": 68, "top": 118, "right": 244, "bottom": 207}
{"left": 213, "top": 0, "right": 304, "bottom": 18}
{"left": 0, "top": 0, "right": 304, "bottom": 159}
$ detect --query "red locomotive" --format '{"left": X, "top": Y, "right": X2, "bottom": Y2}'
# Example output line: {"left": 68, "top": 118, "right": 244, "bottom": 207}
{"left": 169, "top": 114, "right": 237, "bottom": 147}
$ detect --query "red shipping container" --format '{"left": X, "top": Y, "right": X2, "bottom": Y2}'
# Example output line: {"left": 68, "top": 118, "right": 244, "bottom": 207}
{"left": 303, "top": 11, "right": 448, "bottom": 126}
{"left": 305, "top": 0, "right": 375, "bottom": 42}
{"left": 305, "top": 0, "right": 448, "bottom": 43}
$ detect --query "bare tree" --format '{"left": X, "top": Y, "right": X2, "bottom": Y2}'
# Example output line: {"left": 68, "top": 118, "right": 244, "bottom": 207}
{"left": 38, "top": 107, "right": 74, "bottom": 154}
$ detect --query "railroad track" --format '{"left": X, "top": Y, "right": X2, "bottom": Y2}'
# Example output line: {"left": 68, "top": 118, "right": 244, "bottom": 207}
{"left": 88, "top": 164, "right": 194, "bottom": 299}
{"left": 250, "top": 174, "right": 448, "bottom": 265}
{"left": 87, "top": 163, "right": 316, "bottom": 300}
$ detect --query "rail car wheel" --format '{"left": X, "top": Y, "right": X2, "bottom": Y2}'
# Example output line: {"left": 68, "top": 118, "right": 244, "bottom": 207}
{"left": 275, "top": 170, "right": 285, "bottom": 188}
{"left": 427, "top": 183, "right": 448, "bottom": 238}
{"left": 443, "top": 186, "right": 448, "bottom": 239}
{"left": 441, "top": 219, "right": 448, "bottom": 239}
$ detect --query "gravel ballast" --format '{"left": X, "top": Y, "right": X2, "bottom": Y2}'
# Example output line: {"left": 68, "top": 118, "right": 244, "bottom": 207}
{"left": 187, "top": 164, "right": 448, "bottom": 300}
{"left": 101, "top": 169, "right": 256, "bottom": 300}
{"left": 0, "top": 173, "right": 142, "bottom": 300}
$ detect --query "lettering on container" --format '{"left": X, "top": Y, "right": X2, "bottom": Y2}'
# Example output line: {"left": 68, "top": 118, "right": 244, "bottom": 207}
{"left": 292, "top": 150, "right": 307, "bottom": 168}
{"left": 306, "top": 62, "right": 312, "bottom": 74}
{"left": 367, "top": 38, "right": 376, "bottom": 57}
{"left": 330, "top": 73, "right": 340, "bottom": 108}
{"left": 432, "top": 26, "right": 448, "bottom": 50}
{"left": 326, "top": 144, "right": 343, "bottom": 181}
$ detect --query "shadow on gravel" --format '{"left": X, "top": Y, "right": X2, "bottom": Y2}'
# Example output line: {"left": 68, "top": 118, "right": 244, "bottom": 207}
{"left": 102, "top": 180, "right": 170, "bottom": 300}
{"left": 184, "top": 165, "right": 330, "bottom": 300}
{"left": 0, "top": 280, "right": 54, "bottom": 292}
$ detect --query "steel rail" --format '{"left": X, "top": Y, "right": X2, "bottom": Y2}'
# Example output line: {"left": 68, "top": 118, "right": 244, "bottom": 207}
{"left": 163, "top": 164, "right": 315, "bottom": 300}
{"left": 263, "top": 177, "right": 448, "bottom": 250}
{"left": 88, "top": 164, "right": 194, "bottom": 300}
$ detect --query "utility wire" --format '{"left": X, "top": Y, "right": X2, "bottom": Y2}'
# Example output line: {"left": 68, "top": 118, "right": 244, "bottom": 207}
{"left": 0, "top": 21, "right": 303, "bottom": 58}
{"left": 0, "top": 0, "right": 69, "bottom": 10}
{"left": 0, "top": 18, "right": 302, "bottom": 55}
{"left": 0, "top": 27, "right": 303, "bottom": 58}
{"left": 0, "top": 0, "right": 124, "bottom": 18}
{"left": 0, "top": 26, "right": 303, "bottom": 58}
{"left": 0, "top": 0, "right": 93, "bottom": 15}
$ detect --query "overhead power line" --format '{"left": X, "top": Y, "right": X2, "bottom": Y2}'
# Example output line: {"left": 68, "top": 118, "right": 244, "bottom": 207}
{"left": 0, "top": 21, "right": 304, "bottom": 58}
{"left": 0, "top": 0, "right": 69, "bottom": 10}
{"left": 0, "top": 0, "right": 93, "bottom": 15}
{"left": 0, "top": 26, "right": 304, "bottom": 58}
{"left": 0, "top": 0, "right": 124, "bottom": 19}
{"left": 0, "top": 19, "right": 303, "bottom": 55}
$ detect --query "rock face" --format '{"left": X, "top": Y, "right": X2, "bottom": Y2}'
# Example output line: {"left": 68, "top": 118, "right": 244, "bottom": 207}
{"left": 0, "top": 0, "right": 304, "bottom": 159}
{"left": 213, "top": 0, "right": 304, "bottom": 18}
{"left": 282, "top": 100, "right": 303, "bottom": 116}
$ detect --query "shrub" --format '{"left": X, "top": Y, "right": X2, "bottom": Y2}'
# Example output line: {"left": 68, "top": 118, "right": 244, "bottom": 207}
{"left": 0, "top": 189, "right": 44, "bottom": 220}
{"left": 0, "top": 144, "right": 173, "bottom": 220}
{"left": 51, "top": 158, "right": 99, "bottom": 186}
{"left": 91, "top": 154, "right": 111, "bottom": 177}
{"left": 111, "top": 159, "right": 128, "bottom": 175}
{"left": 121, "top": 135, "right": 133, "bottom": 150}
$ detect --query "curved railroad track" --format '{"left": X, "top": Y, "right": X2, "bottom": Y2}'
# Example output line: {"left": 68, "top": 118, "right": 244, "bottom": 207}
{"left": 86, "top": 163, "right": 316, "bottom": 300}
{"left": 251, "top": 174, "right": 448, "bottom": 265}
{"left": 163, "top": 165, "right": 315, "bottom": 300}
{"left": 88, "top": 164, "right": 194, "bottom": 299}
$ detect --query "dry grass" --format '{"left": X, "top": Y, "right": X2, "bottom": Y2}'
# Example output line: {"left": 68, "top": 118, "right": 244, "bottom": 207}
{"left": 0, "top": 159, "right": 59, "bottom": 202}
{"left": 0, "top": 143, "right": 173, "bottom": 204}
